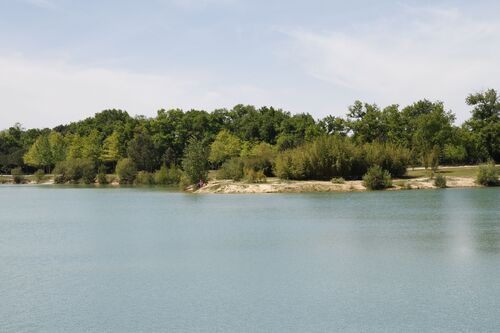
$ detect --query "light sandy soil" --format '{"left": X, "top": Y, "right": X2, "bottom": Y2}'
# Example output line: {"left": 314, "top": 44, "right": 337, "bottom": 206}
{"left": 195, "top": 176, "right": 480, "bottom": 194}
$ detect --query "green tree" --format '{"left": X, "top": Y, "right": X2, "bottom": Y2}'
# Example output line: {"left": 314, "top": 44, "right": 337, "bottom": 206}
{"left": 23, "top": 135, "right": 53, "bottom": 172}
{"left": 127, "top": 130, "right": 157, "bottom": 171}
{"left": 101, "top": 130, "right": 121, "bottom": 165}
{"left": 48, "top": 132, "right": 66, "bottom": 164}
{"left": 81, "top": 129, "right": 102, "bottom": 164}
{"left": 182, "top": 138, "right": 209, "bottom": 184}
{"left": 66, "top": 134, "right": 84, "bottom": 160}
{"left": 464, "top": 89, "right": 500, "bottom": 162}
{"left": 209, "top": 129, "right": 242, "bottom": 167}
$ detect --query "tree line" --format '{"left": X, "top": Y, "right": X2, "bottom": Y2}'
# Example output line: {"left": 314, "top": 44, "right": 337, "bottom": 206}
{"left": 0, "top": 89, "right": 498, "bottom": 184}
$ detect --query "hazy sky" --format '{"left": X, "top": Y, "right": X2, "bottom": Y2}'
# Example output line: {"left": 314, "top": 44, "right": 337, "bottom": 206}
{"left": 1, "top": 0, "right": 499, "bottom": 128}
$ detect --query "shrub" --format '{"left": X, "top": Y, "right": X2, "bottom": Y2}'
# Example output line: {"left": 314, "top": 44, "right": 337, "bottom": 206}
{"left": 331, "top": 177, "right": 345, "bottom": 184}
{"left": 116, "top": 158, "right": 137, "bottom": 184}
{"left": 135, "top": 171, "right": 155, "bottom": 185}
{"left": 244, "top": 168, "right": 266, "bottom": 183}
{"left": 243, "top": 142, "right": 276, "bottom": 176}
{"left": 434, "top": 174, "right": 447, "bottom": 188}
{"left": 34, "top": 169, "right": 45, "bottom": 183}
{"left": 11, "top": 167, "right": 24, "bottom": 184}
{"left": 476, "top": 162, "right": 498, "bottom": 186}
{"left": 96, "top": 172, "right": 108, "bottom": 185}
{"left": 362, "top": 165, "right": 392, "bottom": 190}
{"left": 154, "top": 165, "right": 182, "bottom": 185}
{"left": 218, "top": 157, "right": 244, "bottom": 181}
{"left": 53, "top": 158, "right": 96, "bottom": 184}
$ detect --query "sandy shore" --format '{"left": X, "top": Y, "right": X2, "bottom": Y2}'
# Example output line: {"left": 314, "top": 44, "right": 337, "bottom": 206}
{"left": 195, "top": 176, "right": 479, "bottom": 194}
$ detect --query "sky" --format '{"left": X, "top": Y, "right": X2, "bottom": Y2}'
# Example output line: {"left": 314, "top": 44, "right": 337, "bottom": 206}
{"left": 1, "top": 0, "right": 499, "bottom": 129}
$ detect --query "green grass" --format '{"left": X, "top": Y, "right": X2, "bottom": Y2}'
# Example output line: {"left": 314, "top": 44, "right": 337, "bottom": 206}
{"left": 406, "top": 165, "right": 500, "bottom": 178}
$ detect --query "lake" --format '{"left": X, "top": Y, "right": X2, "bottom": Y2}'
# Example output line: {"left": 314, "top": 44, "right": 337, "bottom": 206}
{"left": 1, "top": 186, "right": 499, "bottom": 332}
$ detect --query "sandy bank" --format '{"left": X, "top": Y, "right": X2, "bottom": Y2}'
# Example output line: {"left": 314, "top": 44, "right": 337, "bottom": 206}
{"left": 195, "top": 176, "right": 480, "bottom": 194}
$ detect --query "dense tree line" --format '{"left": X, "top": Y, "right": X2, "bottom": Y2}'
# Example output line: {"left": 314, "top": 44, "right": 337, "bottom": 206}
{"left": 0, "top": 89, "right": 498, "bottom": 183}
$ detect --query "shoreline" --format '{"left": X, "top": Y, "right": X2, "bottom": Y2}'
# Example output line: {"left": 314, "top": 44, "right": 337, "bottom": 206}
{"left": 195, "top": 176, "right": 480, "bottom": 194}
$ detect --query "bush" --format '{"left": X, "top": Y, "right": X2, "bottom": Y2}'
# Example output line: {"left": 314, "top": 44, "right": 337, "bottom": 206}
{"left": 154, "top": 165, "right": 182, "bottom": 185}
{"left": 434, "top": 174, "right": 447, "bottom": 188}
{"left": 11, "top": 167, "right": 24, "bottom": 184}
{"left": 53, "top": 158, "right": 96, "bottom": 184}
{"left": 362, "top": 165, "right": 392, "bottom": 190}
{"left": 243, "top": 142, "right": 276, "bottom": 176}
{"left": 96, "top": 172, "right": 108, "bottom": 185}
{"left": 244, "top": 168, "right": 266, "bottom": 183}
{"left": 34, "top": 169, "right": 45, "bottom": 183}
{"left": 218, "top": 157, "right": 244, "bottom": 181}
{"left": 274, "top": 136, "right": 410, "bottom": 180}
{"left": 331, "top": 177, "right": 345, "bottom": 184}
{"left": 116, "top": 158, "right": 137, "bottom": 184}
{"left": 476, "top": 162, "right": 498, "bottom": 186}
{"left": 135, "top": 171, "right": 155, "bottom": 185}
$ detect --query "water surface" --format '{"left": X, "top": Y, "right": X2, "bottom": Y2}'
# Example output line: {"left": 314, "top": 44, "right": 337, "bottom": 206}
{"left": 1, "top": 186, "right": 499, "bottom": 332}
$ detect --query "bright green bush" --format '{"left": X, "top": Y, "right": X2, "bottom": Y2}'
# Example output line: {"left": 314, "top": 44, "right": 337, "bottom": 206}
{"left": 476, "top": 162, "right": 498, "bottom": 186}
{"left": 11, "top": 167, "right": 24, "bottom": 184}
{"left": 154, "top": 165, "right": 182, "bottom": 185}
{"left": 218, "top": 157, "right": 244, "bottom": 181}
{"left": 116, "top": 158, "right": 137, "bottom": 184}
{"left": 434, "top": 174, "right": 447, "bottom": 188}
{"left": 362, "top": 165, "right": 392, "bottom": 190}
{"left": 274, "top": 136, "right": 410, "bottom": 180}
{"left": 363, "top": 142, "right": 410, "bottom": 178}
{"left": 135, "top": 171, "right": 154, "bottom": 185}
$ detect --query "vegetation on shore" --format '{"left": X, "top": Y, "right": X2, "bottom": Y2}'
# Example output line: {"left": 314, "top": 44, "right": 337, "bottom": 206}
{"left": 0, "top": 89, "right": 498, "bottom": 189}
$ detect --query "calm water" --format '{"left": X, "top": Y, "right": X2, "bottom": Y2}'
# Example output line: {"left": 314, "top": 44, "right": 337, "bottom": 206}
{"left": 0, "top": 186, "right": 499, "bottom": 332}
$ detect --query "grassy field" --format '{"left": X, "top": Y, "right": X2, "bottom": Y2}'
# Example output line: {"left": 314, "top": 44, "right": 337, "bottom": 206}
{"left": 406, "top": 165, "right": 500, "bottom": 178}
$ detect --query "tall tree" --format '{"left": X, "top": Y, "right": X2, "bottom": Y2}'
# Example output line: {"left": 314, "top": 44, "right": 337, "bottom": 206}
{"left": 24, "top": 135, "right": 53, "bottom": 172}
{"left": 182, "top": 138, "right": 209, "bottom": 184}
{"left": 101, "top": 130, "right": 121, "bottom": 165}
{"left": 127, "top": 130, "right": 157, "bottom": 171}
{"left": 464, "top": 89, "right": 500, "bottom": 162}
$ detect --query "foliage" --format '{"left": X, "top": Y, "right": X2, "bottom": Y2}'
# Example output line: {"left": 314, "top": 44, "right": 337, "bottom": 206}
{"left": 209, "top": 129, "right": 242, "bottom": 167}
{"left": 362, "top": 166, "right": 392, "bottom": 190}
{"left": 464, "top": 89, "right": 500, "bottom": 162}
{"left": 242, "top": 142, "right": 276, "bottom": 176}
{"left": 54, "top": 158, "right": 95, "bottom": 184}
{"left": 181, "top": 138, "right": 209, "bottom": 184}
{"left": 476, "top": 162, "right": 499, "bottom": 186}
{"left": 11, "top": 167, "right": 24, "bottom": 184}
{"left": 127, "top": 130, "right": 157, "bottom": 172}
{"left": 244, "top": 168, "right": 266, "bottom": 183}
{"left": 434, "top": 174, "right": 447, "bottom": 188}
{"left": 34, "top": 169, "right": 45, "bottom": 183}
{"left": 96, "top": 171, "right": 108, "bottom": 185}
{"left": 23, "top": 135, "right": 54, "bottom": 172}
{"left": 4, "top": 88, "right": 500, "bottom": 184}
{"left": 218, "top": 157, "right": 244, "bottom": 181}
{"left": 135, "top": 171, "right": 155, "bottom": 185}
{"left": 101, "top": 130, "right": 121, "bottom": 163}
{"left": 115, "top": 158, "right": 137, "bottom": 184}
{"left": 154, "top": 165, "right": 182, "bottom": 185}
{"left": 331, "top": 177, "right": 345, "bottom": 184}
